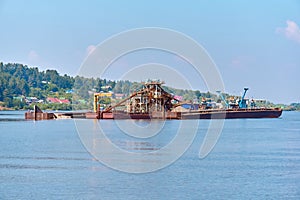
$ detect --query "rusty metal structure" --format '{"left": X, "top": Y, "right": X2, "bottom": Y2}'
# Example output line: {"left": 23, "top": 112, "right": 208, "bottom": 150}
{"left": 25, "top": 81, "right": 283, "bottom": 120}
{"left": 93, "top": 92, "right": 112, "bottom": 112}
{"left": 96, "top": 81, "right": 282, "bottom": 120}
{"left": 98, "top": 80, "right": 179, "bottom": 119}
{"left": 25, "top": 105, "right": 55, "bottom": 120}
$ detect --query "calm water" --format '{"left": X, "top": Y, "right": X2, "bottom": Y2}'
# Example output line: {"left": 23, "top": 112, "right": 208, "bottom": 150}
{"left": 0, "top": 111, "right": 299, "bottom": 199}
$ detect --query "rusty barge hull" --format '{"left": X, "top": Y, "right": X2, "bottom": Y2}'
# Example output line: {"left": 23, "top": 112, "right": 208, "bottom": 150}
{"left": 100, "top": 108, "right": 282, "bottom": 120}
{"left": 25, "top": 112, "right": 55, "bottom": 120}
{"left": 180, "top": 108, "right": 282, "bottom": 119}
{"left": 25, "top": 107, "right": 282, "bottom": 120}
{"left": 104, "top": 111, "right": 180, "bottom": 119}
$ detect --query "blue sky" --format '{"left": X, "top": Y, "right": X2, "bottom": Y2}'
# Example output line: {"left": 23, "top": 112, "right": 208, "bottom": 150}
{"left": 0, "top": 0, "right": 300, "bottom": 103}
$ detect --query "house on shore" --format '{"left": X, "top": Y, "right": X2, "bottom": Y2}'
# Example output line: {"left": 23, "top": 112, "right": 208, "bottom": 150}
{"left": 47, "top": 97, "right": 70, "bottom": 104}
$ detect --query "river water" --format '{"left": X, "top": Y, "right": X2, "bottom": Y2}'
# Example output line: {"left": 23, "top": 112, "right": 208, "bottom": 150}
{"left": 0, "top": 111, "right": 299, "bottom": 199}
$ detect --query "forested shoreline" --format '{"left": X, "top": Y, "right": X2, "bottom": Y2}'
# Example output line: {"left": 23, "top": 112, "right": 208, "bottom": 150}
{"left": 0, "top": 62, "right": 299, "bottom": 111}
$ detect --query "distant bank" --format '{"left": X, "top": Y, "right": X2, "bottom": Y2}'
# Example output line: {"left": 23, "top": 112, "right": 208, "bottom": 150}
{"left": 1, "top": 62, "right": 299, "bottom": 111}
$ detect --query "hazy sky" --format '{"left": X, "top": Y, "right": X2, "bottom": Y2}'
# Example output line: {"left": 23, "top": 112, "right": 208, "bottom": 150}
{"left": 0, "top": 0, "right": 300, "bottom": 103}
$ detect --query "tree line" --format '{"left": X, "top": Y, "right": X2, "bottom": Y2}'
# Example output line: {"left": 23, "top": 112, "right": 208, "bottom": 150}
{"left": 2, "top": 62, "right": 294, "bottom": 110}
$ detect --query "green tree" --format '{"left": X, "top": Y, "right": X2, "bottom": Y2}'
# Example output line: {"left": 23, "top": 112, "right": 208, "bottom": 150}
{"left": 195, "top": 90, "right": 201, "bottom": 99}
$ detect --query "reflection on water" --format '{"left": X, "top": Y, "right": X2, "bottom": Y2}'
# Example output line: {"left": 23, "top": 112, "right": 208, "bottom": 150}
{"left": 0, "top": 118, "right": 26, "bottom": 122}
{"left": 0, "top": 164, "right": 69, "bottom": 170}
{"left": 114, "top": 141, "right": 160, "bottom": 151}
{"left": 0, "top": 155, "right": 91, "bottom": 161}
{"left": 0, "top": 111, "right": 300, "bottom": 199}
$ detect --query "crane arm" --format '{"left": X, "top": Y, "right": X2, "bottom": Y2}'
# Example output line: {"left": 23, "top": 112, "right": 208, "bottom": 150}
{"left": 239, "top": 88, "right": 249, "bottom": 108}
{"left": 216, "top": 91, "right": 229, "bottom": 108}
{"left": 103, "top": 88, "right": 149, "bottom": 112}
{"left": 241, "top": 88, "right": 249, "bottom": 100}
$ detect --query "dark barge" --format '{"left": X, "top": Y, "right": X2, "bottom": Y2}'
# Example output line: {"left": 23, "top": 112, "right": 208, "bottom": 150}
{"left": 95, "top": 108, "right": 282, "bottom": 120}
{"left": 25, "top": 80, "right": 282, "bottom": 120}
{"left": 94, "top": 81, "right": 282, "bottom": 120}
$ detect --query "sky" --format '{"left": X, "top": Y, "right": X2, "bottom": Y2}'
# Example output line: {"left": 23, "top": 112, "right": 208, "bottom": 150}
{"left": 0, "top": 0, "right": 300, "bottom": 103}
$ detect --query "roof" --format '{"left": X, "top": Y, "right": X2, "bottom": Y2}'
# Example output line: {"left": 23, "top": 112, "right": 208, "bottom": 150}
{"left": 47, "top": 97, "right": 70, "bottom": 104}
{"left": 173, "top": 95, "right": 183, "bottom": 101}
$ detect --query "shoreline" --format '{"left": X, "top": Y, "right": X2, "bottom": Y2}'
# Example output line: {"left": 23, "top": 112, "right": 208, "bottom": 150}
{"left": 0, "top": 106, "right": 14, "bottom": 111}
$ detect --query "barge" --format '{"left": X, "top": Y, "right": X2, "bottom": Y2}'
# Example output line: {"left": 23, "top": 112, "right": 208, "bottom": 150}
{"left": 95, "top": 80, "right": 282, "bottom": 120}
{"left": 94, "top": 108, "right": 282, "bottom": 120}
{"left": 25, "top": 80, "right": 282, "bottom": 120}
